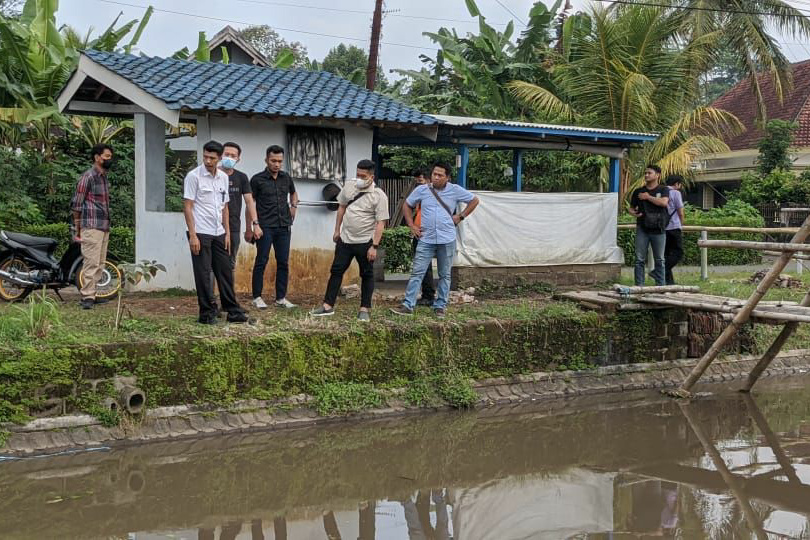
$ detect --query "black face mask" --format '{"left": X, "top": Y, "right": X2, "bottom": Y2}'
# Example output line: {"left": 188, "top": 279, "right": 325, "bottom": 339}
{"left": 101, "top": 159, "right": 113, "bottom": 170}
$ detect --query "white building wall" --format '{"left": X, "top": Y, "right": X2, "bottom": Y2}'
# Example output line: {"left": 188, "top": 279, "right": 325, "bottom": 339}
{"left": 134, "top": 113, "right": 373, "bottom": 293}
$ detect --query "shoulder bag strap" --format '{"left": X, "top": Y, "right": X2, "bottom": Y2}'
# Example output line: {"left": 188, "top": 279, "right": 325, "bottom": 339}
{"left": 345, "top": 191, "right": 367, "bottom": 208}
{"left": 428, "top": 186, "right": 454, "bottom": 217}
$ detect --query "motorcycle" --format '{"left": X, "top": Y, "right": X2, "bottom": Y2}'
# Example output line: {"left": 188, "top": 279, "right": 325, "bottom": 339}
{"left": 0, "top": 228, "right": 122, "bottom": 302}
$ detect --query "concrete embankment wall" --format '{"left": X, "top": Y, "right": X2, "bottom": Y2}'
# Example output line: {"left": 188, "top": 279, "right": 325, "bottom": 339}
{"left": 0, "top": 304, "right": 790, "bottom": 456}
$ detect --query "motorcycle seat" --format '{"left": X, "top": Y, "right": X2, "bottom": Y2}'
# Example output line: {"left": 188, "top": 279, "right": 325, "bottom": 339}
{"left": 3, "top": 231, "right": 58, "bottom": 250}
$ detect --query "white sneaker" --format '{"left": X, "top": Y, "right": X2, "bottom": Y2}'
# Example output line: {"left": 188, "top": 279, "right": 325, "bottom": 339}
{"left": 251, "top": 297, "right": 268, "bottom": 309}
{"left": 275, "top": 297, "right": 297, "bottom": 308}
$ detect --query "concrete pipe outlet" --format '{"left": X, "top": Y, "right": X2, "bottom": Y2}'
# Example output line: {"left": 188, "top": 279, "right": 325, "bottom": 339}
{"left": 117, "top": 385, "right": 146, "bottom": 415}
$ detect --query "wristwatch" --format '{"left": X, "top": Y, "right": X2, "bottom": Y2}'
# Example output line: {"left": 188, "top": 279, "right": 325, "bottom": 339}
{"left": 372, "top": 244, "right": 379, "bottom": 249}
{"left": 252, "top": 221, "right": 259, "bottom": 227}
{"left": 459, "top": 214, "right": 466, "bottom": 221}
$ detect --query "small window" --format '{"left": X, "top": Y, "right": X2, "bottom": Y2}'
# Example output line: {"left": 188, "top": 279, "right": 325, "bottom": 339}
{"left": 286, "top": 126, "right": 346, "bottom": 181}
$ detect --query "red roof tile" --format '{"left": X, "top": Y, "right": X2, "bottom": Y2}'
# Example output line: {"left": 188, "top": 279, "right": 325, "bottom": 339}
{"left": 711, "top": 59, "right": 810, "bottom": 150}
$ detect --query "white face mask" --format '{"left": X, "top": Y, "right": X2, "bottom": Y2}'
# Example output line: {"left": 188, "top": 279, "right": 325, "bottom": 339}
{"left": 220, "top": 156, "right": 237, "bottom": 169}
{"left": 355, "top": 177, "right": 372, "bottom": 189}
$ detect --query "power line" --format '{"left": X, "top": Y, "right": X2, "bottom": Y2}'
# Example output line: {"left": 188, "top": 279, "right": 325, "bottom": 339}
{"left": 93, "top": 0, "right": 438, "bottom": 51}
{"left": 493, "top": 0, "right": 527, "bottom": 26}
{"left": 599, "top": 0, "right": 810, "bottom": 18}
{"left": 230, "top": 0, "right": 516, "bottom": 26}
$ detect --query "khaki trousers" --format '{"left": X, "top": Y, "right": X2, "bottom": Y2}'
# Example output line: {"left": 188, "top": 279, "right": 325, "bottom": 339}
{"left": 80, "top": 229, "right": 109, "bottom": 299}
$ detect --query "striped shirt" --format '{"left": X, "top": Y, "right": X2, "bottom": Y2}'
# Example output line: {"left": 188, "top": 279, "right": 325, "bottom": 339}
{"left": 71, "top": 167, "right": 110, "bottom": 232}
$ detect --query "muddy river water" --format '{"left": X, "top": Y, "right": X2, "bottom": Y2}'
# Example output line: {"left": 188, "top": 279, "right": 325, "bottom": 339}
{"left": 2, "top": 377, "right": 810, "bottom": 539}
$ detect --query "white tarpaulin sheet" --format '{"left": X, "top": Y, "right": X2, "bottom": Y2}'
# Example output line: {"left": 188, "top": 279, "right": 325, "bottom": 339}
{"left": 456, "top": 191, "right": 623, "bottom": 267}
{"left": 452, "top": 468, "right": 615, "bottom": 540}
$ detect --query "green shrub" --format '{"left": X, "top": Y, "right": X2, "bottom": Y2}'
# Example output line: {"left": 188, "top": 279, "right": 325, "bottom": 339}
{"left": 13, "top": 223, "right": 135, "bottom": 261}
{"left": 618, "top": 200, "right": 765, "bottom": 266}
{"left": 381, "top": 226, "right": 413, "bottom": 272}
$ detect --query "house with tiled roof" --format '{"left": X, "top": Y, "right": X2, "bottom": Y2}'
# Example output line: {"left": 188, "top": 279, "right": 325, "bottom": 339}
{"left": 56, "top": 50, "right": 438, "bottom": 292}
{"left": 695, "top": 59, "right": 810, "bottom": 208}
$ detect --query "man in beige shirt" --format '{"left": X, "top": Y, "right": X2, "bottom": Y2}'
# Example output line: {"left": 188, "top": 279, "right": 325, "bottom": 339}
{"left": 310, "top": 159, "right": 389, "bottom": 321}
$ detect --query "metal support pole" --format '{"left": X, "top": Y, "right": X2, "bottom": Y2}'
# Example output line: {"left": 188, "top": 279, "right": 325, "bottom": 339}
{"left": 512, "top": 149, "right": 523, "bottom": 192}
{"left": 700, "top": 230, "right": 708, "bottom": 281}
{"left": 608, "top": 157, "right": 620, "bottom": 193}
{"left": 457, "top": 145, "right": 469, "bottom": 189}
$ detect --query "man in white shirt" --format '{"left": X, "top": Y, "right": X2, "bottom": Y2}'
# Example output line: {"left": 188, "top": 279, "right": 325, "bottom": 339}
{"left": 183, "top": 140, "right": 248, "bottom": 324}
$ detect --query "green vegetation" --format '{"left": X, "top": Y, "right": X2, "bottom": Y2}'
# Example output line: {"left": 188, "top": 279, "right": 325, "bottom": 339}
{"left": 737, "top": 120, "right": 810, "bottom": 206}
{"left": 311, "top": 382, "right": 384, "bottom": 416}
{"left": 618, "top": 200, "right": 765, "bottom": 266}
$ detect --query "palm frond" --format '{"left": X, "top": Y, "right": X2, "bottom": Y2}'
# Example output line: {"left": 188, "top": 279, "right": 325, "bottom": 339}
{"left": 506, "top": 80, "right": 575, "bottom": 122}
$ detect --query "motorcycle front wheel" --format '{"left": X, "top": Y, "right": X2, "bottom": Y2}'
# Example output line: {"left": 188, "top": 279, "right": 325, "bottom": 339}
{"left": 0, "top": 256, "right": 33, "bottom": 302}
{"left": 78, "top": 261, "right": 123, "bottom": 299}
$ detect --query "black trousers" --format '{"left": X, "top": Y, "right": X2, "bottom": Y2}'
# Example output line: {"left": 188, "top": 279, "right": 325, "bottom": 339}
{"left": 324, "top": 239, "right": 375, "bottom": 309}
{"left": 411, "top": 236, "right": 435, "bottom": 301}
{"left": 189, "top": 233, "right": 244, "bottom": 321}
{"left": 229, "top": 231, "right": 241, "bottom": 270}
{"left": 665, "top": 228, "right": 684, "bottom": 285}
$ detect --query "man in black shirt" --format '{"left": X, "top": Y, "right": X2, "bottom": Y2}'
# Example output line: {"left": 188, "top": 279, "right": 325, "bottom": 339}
{"left": 221, "top": 142, "right": 259, "bottom": 269}
{"left": 629, "top": 164, "right": 670, "bottom": 286}
{"left": 248, "top": 145, "right": 299, "bottom": 309}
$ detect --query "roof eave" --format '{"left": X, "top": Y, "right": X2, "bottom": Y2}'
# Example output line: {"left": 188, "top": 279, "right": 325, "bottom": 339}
{"left": 58, "top": 53, "right": 181, "bottom": 126}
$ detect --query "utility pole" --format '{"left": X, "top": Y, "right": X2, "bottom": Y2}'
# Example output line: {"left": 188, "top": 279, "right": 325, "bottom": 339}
{"left": 366, "top": 0, "right": 383, "bottom": 90}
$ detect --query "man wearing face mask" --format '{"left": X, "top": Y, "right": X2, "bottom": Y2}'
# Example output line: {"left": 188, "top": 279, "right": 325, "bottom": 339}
{"left": 71, "top": 143, "right": 114, "bottom": 310}
{"left": 310, "top": 159, "right": 388, "bottom": 321}
{"left": 220, "top": 142, "right": 259, "bottom": 270}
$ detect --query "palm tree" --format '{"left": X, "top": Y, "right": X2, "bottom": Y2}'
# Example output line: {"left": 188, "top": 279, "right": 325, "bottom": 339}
{"left": 509, "top": 4, "right": 743, "bottom": 198}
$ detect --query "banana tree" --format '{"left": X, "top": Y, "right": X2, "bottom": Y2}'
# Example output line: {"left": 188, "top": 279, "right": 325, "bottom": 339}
{"left": 393, "top": 0, "right": 560, "bottom": 118}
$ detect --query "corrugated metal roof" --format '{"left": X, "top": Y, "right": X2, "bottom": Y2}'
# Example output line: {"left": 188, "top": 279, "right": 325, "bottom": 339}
{"left": 432, "top": 114, "right": 657, "bottom": 139}
{"left": 83, "top": 50, "right": 437, "bottom": 125}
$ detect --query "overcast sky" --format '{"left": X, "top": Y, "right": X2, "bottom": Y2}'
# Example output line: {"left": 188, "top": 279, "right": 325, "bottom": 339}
{"left": 56, "top": 0, "right": 810, "bottom": 73}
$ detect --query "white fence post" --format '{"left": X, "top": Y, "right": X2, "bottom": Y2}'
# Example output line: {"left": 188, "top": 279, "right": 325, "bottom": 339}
{"left": 700, "top": 230, "right": 709, "bottom": 281}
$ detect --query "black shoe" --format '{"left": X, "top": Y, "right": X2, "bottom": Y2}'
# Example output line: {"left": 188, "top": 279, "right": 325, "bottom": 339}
{"left": 197, "top": 316, "right": 218, "bottom": 325}
{"left": 94, "top": 296, "right": 111, "bottom": 305}
{"left": 390, "top": 305, "right": 414, "bottom": 316}
{"left": 226, "top": 312, "right": 250, "bottom": 323}
{"left": 434, "top": 308, "right": 446, "bottom": 318}
{"left": 80, "top": 298, "right": 94, "bottom": 310}
{"left": 417, "top": 297, "right": 434, "bottom": 307}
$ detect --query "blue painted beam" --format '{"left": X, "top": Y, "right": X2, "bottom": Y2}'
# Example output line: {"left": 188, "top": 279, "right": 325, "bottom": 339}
{"left": 609, "top": 157, "right": 621, "bottom": 193}
{"left": 512, "top": 149, "right": 523, "bottom": 192}
{"left": 457, "top": 145, "right": 469, "bottom": 188}
{"left": 469, "top": 124, "right": 658, "bottom": 142}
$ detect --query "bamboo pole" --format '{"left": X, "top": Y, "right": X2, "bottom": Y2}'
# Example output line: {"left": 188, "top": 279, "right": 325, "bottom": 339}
{"left": 617, "top": 224, "right": 799, "bottom": 234}
{"left": 763, "top": 251, "right": 810, "bottom": 260}
{"left": 698, "top": 239, "right": 810, "bottom": 251}
{"left": 612, "top": 284, "right": 700, "bottom": 294}
{"left": 670, "top": 215, "right": 810, "bottom": 397}
{"left": 741, "top": 394, "right": 802, "bottom": 485}
{"left": 678, "top": 403, "right": 769, "bottom": 540}
{"left": 635, "top": 294, "right": 810, "bottom": 322}
{"left": 742, "top": 288, "right": 810, "bottom": 392}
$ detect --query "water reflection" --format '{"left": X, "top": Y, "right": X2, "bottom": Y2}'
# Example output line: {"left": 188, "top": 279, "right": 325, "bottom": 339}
{"left": 3, "top": 377, "right": 810, "bottom": 539}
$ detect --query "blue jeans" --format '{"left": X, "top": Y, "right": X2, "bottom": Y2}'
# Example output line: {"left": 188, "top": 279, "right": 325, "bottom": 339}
{"left": 635, "top": 227, "right": 666, "bottom": 286}
{"left": 251, "top": 226, "right": 291, "bottom": 299}
{"left": 403, "top": 240, "right": 455, "bottom": 309}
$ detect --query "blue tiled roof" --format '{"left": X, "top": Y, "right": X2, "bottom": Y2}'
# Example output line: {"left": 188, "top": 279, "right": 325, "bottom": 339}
{"left": 84, "top": 50, "right": 436, "bottom": 125}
